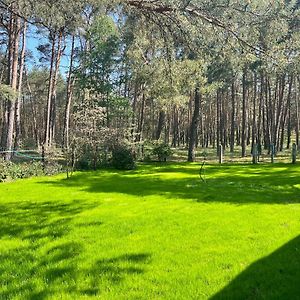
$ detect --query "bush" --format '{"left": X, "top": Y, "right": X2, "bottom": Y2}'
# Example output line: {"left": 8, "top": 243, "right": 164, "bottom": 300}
{"left": 45, "top": 161, "right": 63, "bottom": 176}
{"left": 75, "top": 146, "right": 101, "bottom": 170}
{"left": 152, "top": 143, "right": 172, "bottom": 162}
{"left": 0, "top": 158, "right": 62, "bottom": 182}
{"left": 0, "top": 159, "right": 11, "bottom": 182}
{"left": 112, "top": 146, "right": 136, "bottom": 170}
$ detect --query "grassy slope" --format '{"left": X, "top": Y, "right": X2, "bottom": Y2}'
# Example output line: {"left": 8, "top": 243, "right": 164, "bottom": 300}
{"left": 0, "top": 163, "right": 300, "bottom": 299}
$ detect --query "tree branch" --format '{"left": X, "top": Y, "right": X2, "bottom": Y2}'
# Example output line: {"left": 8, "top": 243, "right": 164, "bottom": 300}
{"left": 125, "top": 0, "right": 267, "bottom": 55}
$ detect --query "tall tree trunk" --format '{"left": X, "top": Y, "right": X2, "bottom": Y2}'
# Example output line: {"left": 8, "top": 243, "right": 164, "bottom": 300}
{"left": 274, "top": 75, "right": 285, "bottom": 151}
{"left": 241, "top": 68, "right": 247, "bottom": 157}
{"left": 267, "top": 78, "right": 275, "bottom": 151}
{"left": 279, "top": 74, "right": 292, "bottom": 151}
{"left": 25, "top": 69, "right": 39, "bottom": 147}
{"left": 251, "top": 72, "right": 257, "bottom": 152}
{"left": 1, "top": 16, "right": 14, "bottom": 150}
{"left": 257, "top": 73, "right": 264, "bottom": 149}
{"left": 62, "top": 35, "right": 75, "bottom": 149}
{"left": 15, "top": 21, "right": 27, "bottom": 149}
{"left": 172, "top": 105, "right": 179, "bottom": 147}
{"left": 287, "top": 76, "right": 293, "bottom": 149}
{"left": 135, "top": 91, "right": 145, "bottom": 142}
{"left": 131, "top": 82, "right": 138, "bottom": 141}
{"left": 230, "top": 80, "right": 235, "bottom": 153}
{"left": 263, "top": 77, "right": 270, "bottom": 149}
{"left": 188, "top": 87, "right": 200, "bottom": 162}
{"left": 49, "top": 30, "right": 63, "bottom": 145}
{"left": 216, "top": 89, "right": 221, "bottom": 152}
{"left": 295, "top": 78, "right": 300, "bottom": 147}
{"left": 156, "top": 110, "right": 165, "bottom": 140}
{"left": 5, "top": 13, "right": 20, "bottom": 160}
{"left": 45, "top": 34, "right": 56, "bottom": 147}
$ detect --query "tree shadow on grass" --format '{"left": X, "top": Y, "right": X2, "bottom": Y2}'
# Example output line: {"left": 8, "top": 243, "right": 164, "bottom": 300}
{"left": 0, "top": 200, "right": 87, "bottom": 299}
{"left": 211, "top": 235, "right": 300, "bottom": 299}
{"left": 0, "top": 241, "right": 83, "bottom": 299}
{"left": 0, "top": 199, "right": 151, "bottom": 299}
{"left": 81, "top": 253, "right": 151, "bottom": 296}
{"left": 0, "top": 199, "right": 96, "bottom": 240}
{"left": 38, "top": 163, "right": 300, "bottom": 204}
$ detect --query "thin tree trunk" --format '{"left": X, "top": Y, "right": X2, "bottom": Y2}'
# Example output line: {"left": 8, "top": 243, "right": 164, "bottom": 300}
{"left": 25, "top": 68, "right": 39, "bottom": 147}
{"left": 49, "top": 30, "right": 63, "bottom": 145}
{"left": 287, "top": 76, "right": 293, "bottom": 149}
{"left": 295, "top": 78, "right": 300, "bottom": 147}
{"left": 135, "top": 91, "right": 145, "bottom": 142}
{"left": 230, "top": 80, "right": 235, "bottom": 153}
{"left": 45, "top": 34, "right": 56, "bottom": 147}
{"left": 274, "top": 75, "right": 285, "bottom": 151}
{"left": 251, "top": 72, "right": 257, "bottom": 152}
{"left": 257, "top": 73, "right": 264, "bottom": 150}
{"left": 188, "top": 87, "right": 200, "bottom": 162}
{"left": 156, "top": 110, "right": 165, "bottom": 140}
{"left": 62, "top": 35, "right": 75, "bottom": 149}
{"left": 216, "top": 89, "right": 221, "bottom": 152}
{"left": 15, "top": 21, "right": 27, "bottom": 149}
{"left": 279, "top": 74, "right": 292, "bottom": 151}
{"left": 241, "top": 68, "right": 247, "bottom": 157}
{"left": 5, "top": 14, "right": 20, "bottom": 160}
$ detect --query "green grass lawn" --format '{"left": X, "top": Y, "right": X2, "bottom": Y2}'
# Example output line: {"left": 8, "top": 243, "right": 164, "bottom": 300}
{"left": 0, "top": 162, "right": 300, "bottom": 299}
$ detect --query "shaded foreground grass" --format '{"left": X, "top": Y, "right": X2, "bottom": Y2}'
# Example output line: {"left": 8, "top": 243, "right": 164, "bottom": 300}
{"left": 0, "top": 162, "right": 300, "bottom": 299}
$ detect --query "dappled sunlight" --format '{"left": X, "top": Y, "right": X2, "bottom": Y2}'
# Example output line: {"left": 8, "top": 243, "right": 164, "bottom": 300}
{"left": 0, "top": 197, "right": 151, "bottom": 299}
{"left": 36, "top": 163, "right": 300, "bottom": 204}
{"left": 1, "top": 163, "right": 300, "bottom": 298}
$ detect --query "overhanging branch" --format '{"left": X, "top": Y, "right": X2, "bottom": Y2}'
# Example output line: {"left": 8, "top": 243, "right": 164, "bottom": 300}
{"left": 125, "top": 0, "right": 267, "bottom": 55}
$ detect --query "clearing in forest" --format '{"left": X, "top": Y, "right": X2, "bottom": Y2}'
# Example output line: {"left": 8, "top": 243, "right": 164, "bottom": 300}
{"left": 0, "top": 163, "right": 300, "bottom": 299}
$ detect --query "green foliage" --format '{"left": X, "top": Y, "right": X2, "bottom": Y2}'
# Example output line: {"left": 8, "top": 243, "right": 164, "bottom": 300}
{"left": 0, "top": 84, "right": 17, "bottom": 101}
{"left": 77, "top": 15, "right": 120, "bottom": 95}
{"left": 0, "top": 159, "right": 42, "bottom": 182}
{"left": 0, "top": 158, "right": 63, "bottom": 182}
{"left": 75, "top": 146, "right": 102, "bottom": 170}
{"left": 152, "top": 143, "right": 172, "bottom": 162}
{"left": 111, "top": 145, "right": 136, "bottom": 170}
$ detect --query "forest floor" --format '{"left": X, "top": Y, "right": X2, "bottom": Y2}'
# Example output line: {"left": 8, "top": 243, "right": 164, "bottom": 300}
{"left": 0, "top": 162, "right": 300, "bottom": 299}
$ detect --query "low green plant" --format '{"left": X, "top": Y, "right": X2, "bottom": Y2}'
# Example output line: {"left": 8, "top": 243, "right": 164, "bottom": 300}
{"left": 0, "top": 158, "right": 62, "bottom": 182}
{"left": 111, "top": 145, "right": 136, "bottom": 170}
{"left": 152, "top": 143, "right": 173, "bottom": 162}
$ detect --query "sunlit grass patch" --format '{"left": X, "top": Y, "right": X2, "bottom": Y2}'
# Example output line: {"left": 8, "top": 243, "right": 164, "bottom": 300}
{"left": 0, "top": 162, "right": 300, "bottom": 299}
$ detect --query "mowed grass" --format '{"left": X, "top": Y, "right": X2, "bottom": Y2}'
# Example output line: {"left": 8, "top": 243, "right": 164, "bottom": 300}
{"left": 0, "top": 162, "right": 300, "bottom": 299}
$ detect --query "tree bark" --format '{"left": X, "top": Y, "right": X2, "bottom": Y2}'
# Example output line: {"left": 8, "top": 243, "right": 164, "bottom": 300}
{"left": 44, "top": 34, "right": 56, "bottom": 147}
{"left": 156, "top": 110, "right": 165, "bottom": 140}
{"left": 230, "top": 80, "right": 235, "bottom": 153}
{"left": 5, "top": 13, "right": 20, "bottom": 160}
{"left": 62, "top": 35, "right": 75, "bottom": 149}
{"left": 241, "top": 68, "right": 247, "bottom": 157}
{"left": 188, "top": 87, "right": 200, "bottom": 162}
{"left": 251, "top": 72, "right": 257, "bottom": 153}
{"left": 49, "top": 30, "right": 63, "bottom": 145}
{"left": 15, "top": 20, "right": 27, "bottom": 149}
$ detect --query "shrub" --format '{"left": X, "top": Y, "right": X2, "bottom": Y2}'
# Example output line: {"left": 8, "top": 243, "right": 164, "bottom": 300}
{"left": 112, "top": 146, "right": 135, "bottom": 170}
{"left": 0, "top": 159, "right": 11, "bottom": 182}
{"left": 0, "top": 158, "right": 62, "bottom": 182}
{"left": 74, "top": 146, "right": 101, "bottom": 170}
{"left": 152, "top": 143, "right": 172, "bottom": 162}
{"left": 44, "top": 161, "right": 63, "bottom": 176}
